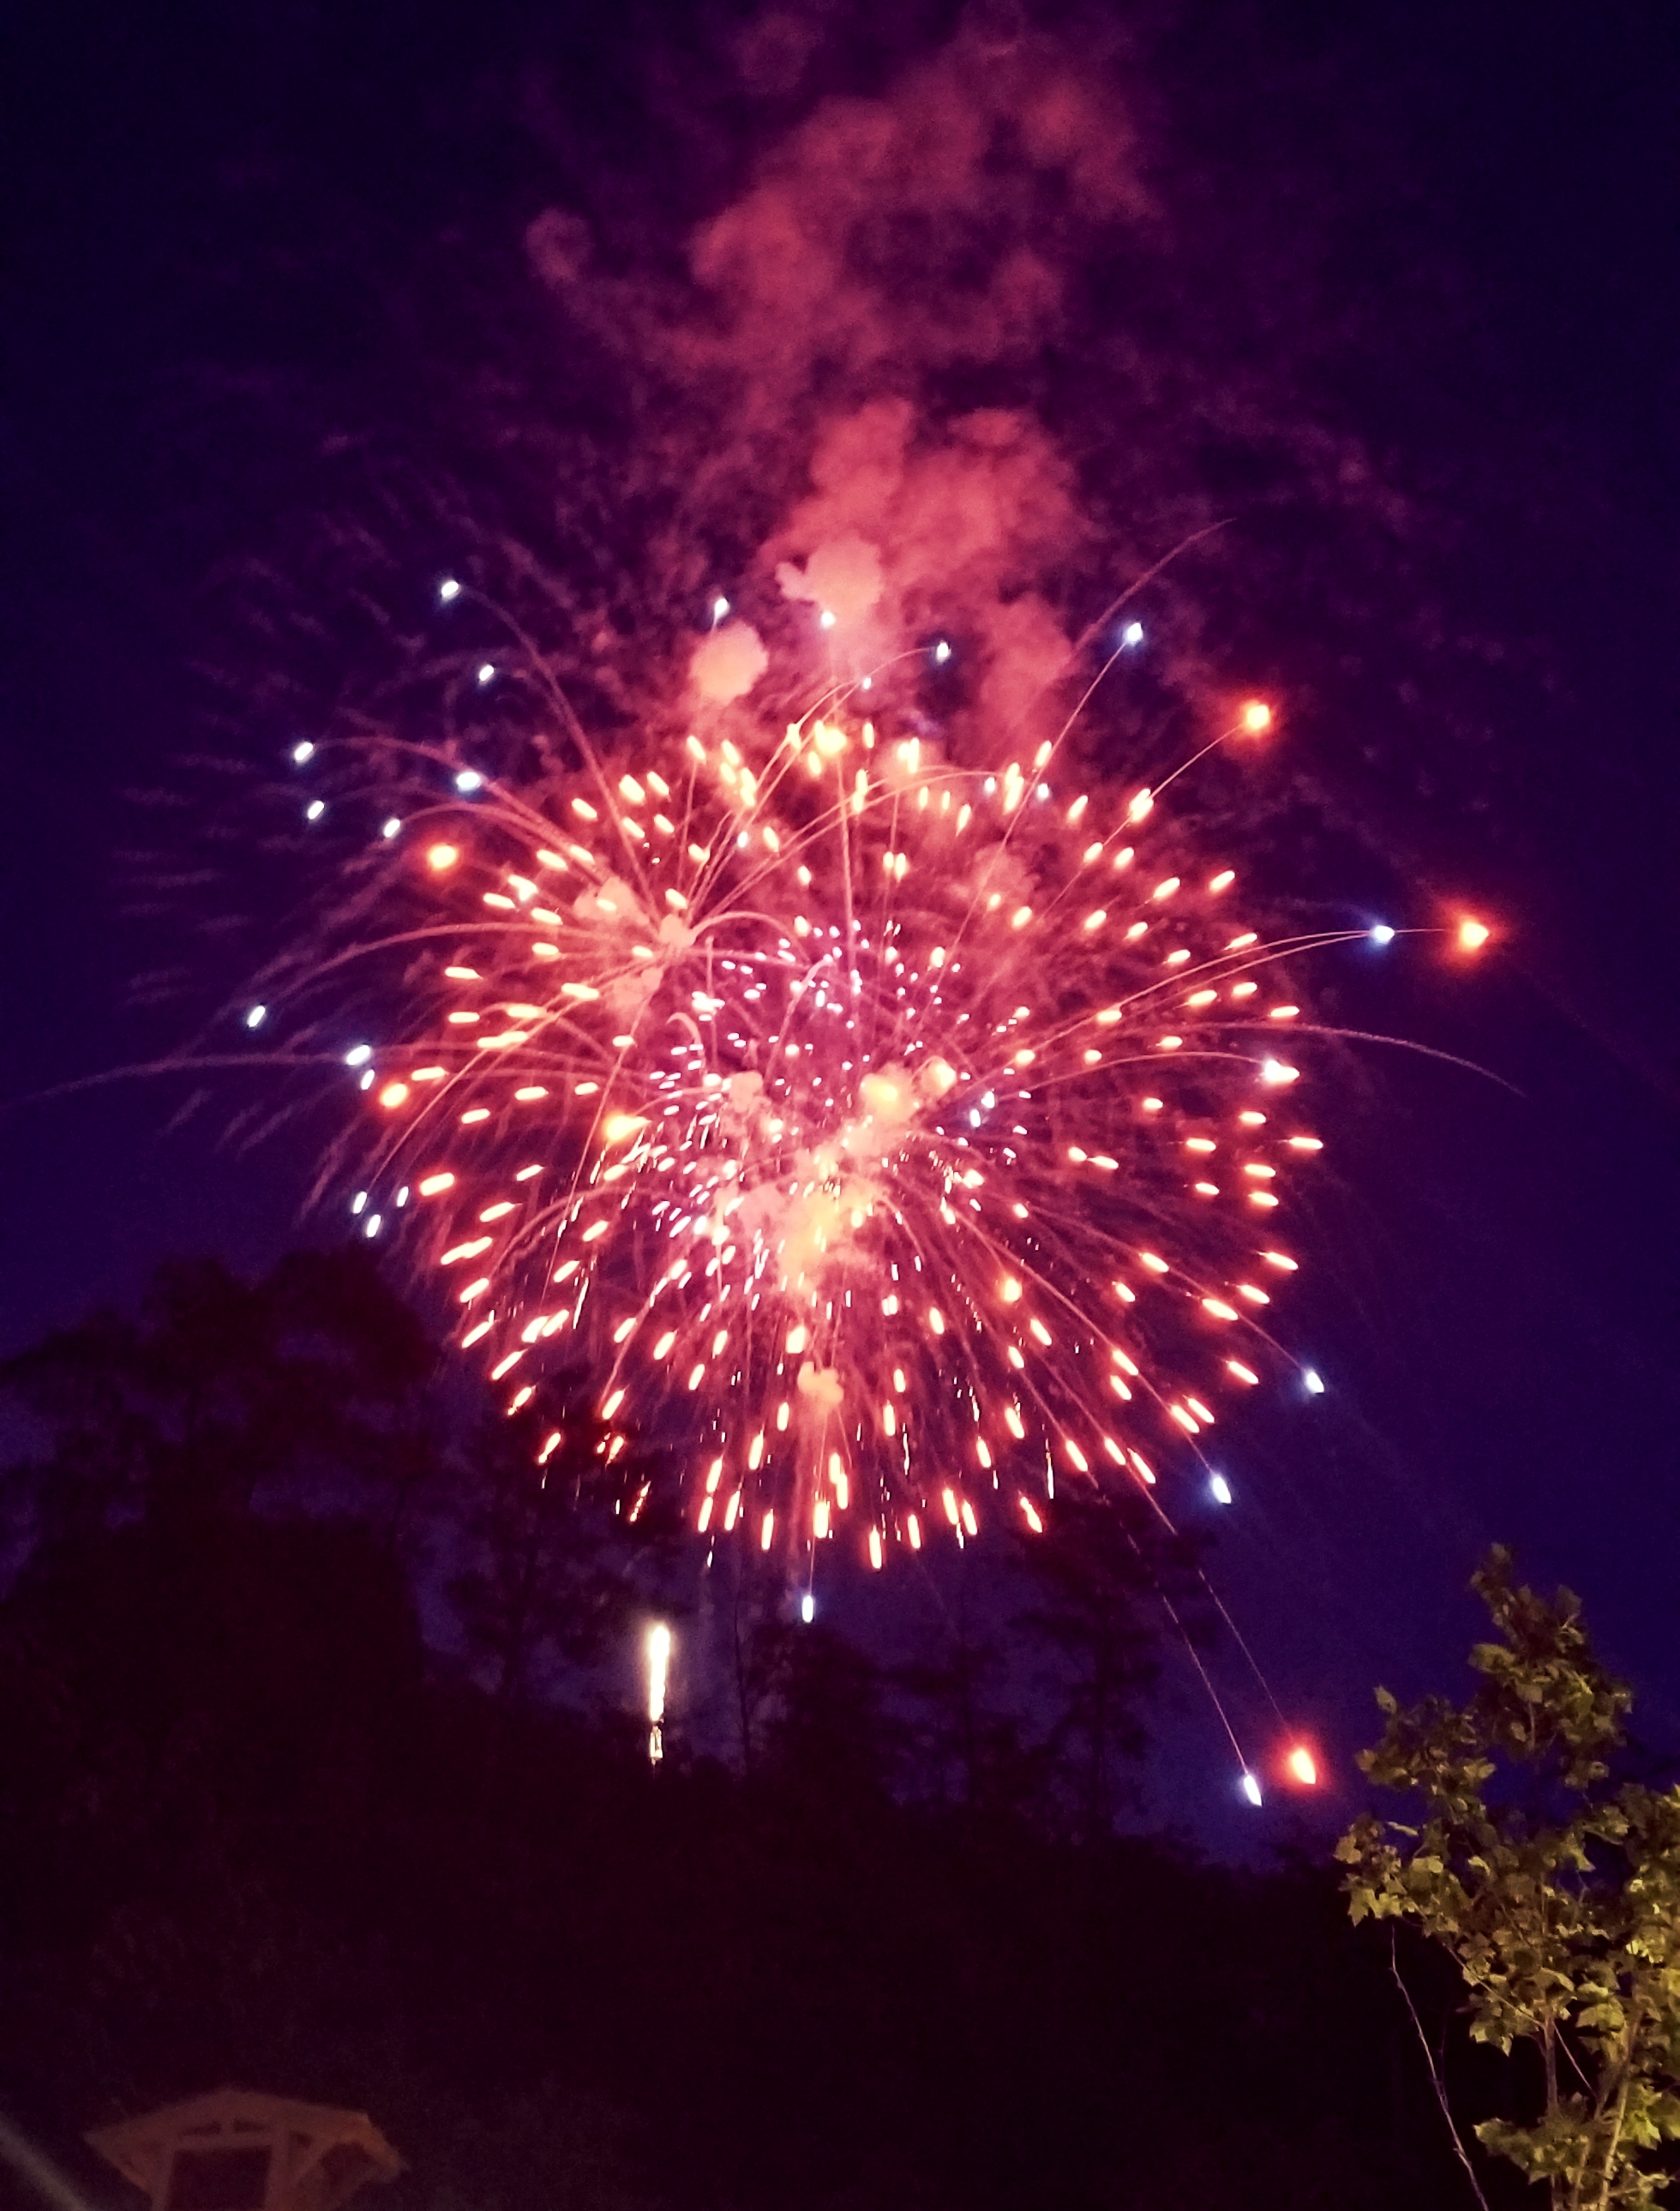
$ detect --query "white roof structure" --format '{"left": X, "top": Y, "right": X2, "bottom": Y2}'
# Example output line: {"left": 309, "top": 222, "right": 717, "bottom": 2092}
{"left": 87, "top": 2090, "right": 401, "bottom": 2211}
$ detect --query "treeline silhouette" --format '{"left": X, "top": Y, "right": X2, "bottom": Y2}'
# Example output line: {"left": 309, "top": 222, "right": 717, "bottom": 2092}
{"left": 0, "top": 1253, "right": 1498, "bottom": 2209}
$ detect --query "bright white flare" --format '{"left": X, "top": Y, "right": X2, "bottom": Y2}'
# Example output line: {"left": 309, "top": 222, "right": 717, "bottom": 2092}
{"left": 646, "top": 1622, "right": 672, "bottom": 1764}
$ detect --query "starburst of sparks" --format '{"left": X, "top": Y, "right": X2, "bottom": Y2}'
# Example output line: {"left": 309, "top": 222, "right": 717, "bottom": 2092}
{"left": 261, "top": 611, "right": 1406, "bottom": 1600}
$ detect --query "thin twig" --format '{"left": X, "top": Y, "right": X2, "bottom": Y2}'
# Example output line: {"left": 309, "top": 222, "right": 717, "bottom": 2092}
{"left": 1390, "top": 1930, "right": 1494, "bottom": 2211}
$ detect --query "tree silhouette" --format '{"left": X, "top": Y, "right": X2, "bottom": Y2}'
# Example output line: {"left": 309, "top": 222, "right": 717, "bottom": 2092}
{"left": 0, "top": 1255, "right": 1478, "bottom": 2209}
{"left": 1014, "top": 1490, "right": 1189, "bottom": 1838}
{"left": 892, "top": 1558, "right": 1051, "bottom": 1822}
{"left": 1, "top": 1248, "right": 439, "bottom": 1550}
{"left": 448, "top": 1372, "right": 665, "bottom": 1720}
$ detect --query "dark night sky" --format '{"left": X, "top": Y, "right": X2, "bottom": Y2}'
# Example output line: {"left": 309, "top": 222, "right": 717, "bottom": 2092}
{"left": 3, "top": 0, "right": 1676, "bottom": 1844}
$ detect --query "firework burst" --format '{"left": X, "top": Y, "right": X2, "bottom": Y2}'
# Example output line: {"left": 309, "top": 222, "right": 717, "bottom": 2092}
{"left": 261, "top": 598, "right": 1380, "bottom": 1596}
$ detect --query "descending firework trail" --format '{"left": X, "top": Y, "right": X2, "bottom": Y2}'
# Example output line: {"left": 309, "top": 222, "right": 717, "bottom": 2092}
{"left": 271, "top": 615, "right": 1371, "bottom": 1600}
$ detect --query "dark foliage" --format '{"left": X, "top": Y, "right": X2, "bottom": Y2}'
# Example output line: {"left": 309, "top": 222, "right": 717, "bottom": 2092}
{"left": 0, "top": 1508, "right": 1479, "bottom": 2211}
{"left": 0, "top": 1253, "right": 1503, "bottom": 2209}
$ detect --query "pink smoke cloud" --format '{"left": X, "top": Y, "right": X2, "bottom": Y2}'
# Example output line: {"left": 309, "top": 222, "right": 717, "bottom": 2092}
{"left": 684, "top": 28, "right": 1144, "bottom": 424}
{"left": 774, "top": 535, "right": 884, "bottom": 628}
{"left": 689, "top": 620, "right": 771, "bottom": 704}
{"left": 526, "top": 22, "right": 1161, "bottom": 736}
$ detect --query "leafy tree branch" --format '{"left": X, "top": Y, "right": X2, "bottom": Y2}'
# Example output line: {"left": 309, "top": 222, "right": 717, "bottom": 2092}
{"left": 1339, "top": 1547, "right": 1680, "bottom": 2210}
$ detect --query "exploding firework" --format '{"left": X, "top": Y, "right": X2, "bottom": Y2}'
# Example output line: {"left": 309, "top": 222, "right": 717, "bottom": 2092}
{"left": 259, "top": 586, "right": 1396, "bottom": 1601}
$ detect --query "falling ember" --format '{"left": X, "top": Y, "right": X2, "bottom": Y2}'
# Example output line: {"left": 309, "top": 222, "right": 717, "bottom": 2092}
{"left": 1456, "top": 916, "right": 1491, "bottom": 952}
{"left": 267, "top": 610, "right": 1370, "bottom": 1584}
{"left": 645, "top": 1622, "right": 671, "bottom": 1764}
{"left": 1286, "top": 1745, "right": 1319, "bottom": 1787}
